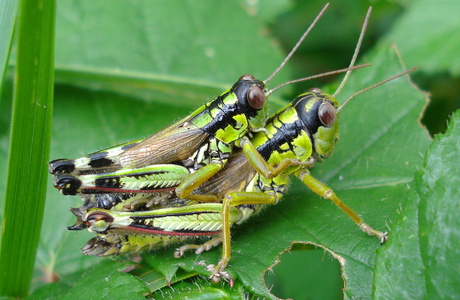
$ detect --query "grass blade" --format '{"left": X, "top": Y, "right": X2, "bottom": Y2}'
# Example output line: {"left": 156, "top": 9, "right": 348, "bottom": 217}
{"left": 0, "top": 0, "right": 55, "bottom": 297}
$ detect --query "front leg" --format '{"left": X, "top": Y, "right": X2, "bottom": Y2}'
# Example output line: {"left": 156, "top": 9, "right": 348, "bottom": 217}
{"left": 296, "top": 169, "right": 388, "bottom": 243}
{"left": 240, "top": 137, "right": 316, "bottom": 179}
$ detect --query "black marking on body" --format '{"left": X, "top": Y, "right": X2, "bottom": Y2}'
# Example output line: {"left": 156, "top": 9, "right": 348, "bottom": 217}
{"left": 196, "top": 79, "right": 264, "bottom": 136}
{"left": 49, "top": 159, "right": 75, "bottom": 174}
{"left": 87, "top": 152, "right": 115, "bottom": 168}
{"left": 94, "top": 177, "right": 121, "bottom": 189}
{"left": 257, "top": 93, "right": 328, "bottom": 161}
{"left": 121, "top": 142, "right": 140, "bottom": 151}
{"left": 293, "top": 94, "right": 324, "bottom": 136}
{"left": 55, "top": 174, "right": 81, "bottom": 195}
{"left": 256, "top": 118, "right": 303, "bottom": 161}
{"left": 82, "top": 193, "right": 127, "bottom": 209}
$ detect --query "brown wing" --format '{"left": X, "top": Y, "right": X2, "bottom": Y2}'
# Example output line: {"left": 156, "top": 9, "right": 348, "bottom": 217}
{"left": 120, "top": 118, "right": 209, "bottom": 168}
{"left": 193, "top": 152, "right": 256, "bottom": 199}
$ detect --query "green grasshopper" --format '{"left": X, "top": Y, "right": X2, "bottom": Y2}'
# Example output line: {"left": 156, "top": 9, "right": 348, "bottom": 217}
{"left": 70, "top": 203, "right": 234, "bottom": 256}
{"left": 67, "top": 7, "right": 416, "bottom": 283}
{"left": 70, "top": 67, "right": 414, "bottom": 283}
{"left": 49, "top": 4, "right": 333, "bottom": 209}
{"left": 51, "top": 73, "right": 269, "bottom": 200}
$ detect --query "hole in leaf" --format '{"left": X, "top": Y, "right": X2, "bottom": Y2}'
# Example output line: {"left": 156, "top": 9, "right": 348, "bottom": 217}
{"left": 265, "top": 244, "right": 343, "bottom": 299}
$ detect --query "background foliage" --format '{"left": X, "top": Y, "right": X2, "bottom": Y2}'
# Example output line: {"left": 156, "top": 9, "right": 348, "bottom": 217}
{"left": 1, "top": 0, "right": 459, "bottom": 299}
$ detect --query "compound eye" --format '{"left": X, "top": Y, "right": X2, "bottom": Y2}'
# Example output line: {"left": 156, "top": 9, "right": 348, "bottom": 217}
{"left": 87, "top": 212, "right": 114, "bottom": 224}
{"left": 318, "top": 102, "right": 336, "bottom": 127}
{"left": 239, "top": 74, "right": 255, "bottom": 81}
{"left": 247, "top": 84, "right": 266, "bottom": 109}
{"left": 308, "top": 87, "right": 322, "bottom": 94}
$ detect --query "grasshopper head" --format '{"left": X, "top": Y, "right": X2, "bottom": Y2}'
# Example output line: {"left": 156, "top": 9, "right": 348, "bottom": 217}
{"left": 294, "top": 88, "right": 340, "bottom": 161}
{"left": 81, "top": 235, "right": 120, "bottom": 256}
{"left": 68, "top": 208, "right": 114, "bottom": 233}
{"left": 85, "top": 211, "right": 115, "bottom": 233}
{"left": 210, "top": 75, "right": 268, "bottom": 144}
{"left": 233, "top": 74, "right": 269, "bottom": 132}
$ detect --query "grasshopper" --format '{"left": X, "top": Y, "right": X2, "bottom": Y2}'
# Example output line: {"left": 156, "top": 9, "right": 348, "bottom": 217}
{"left": 67, "top": 7, "right": 416, "bottom": 283}
{"left": 72, "top": 67, "right": 414, "bottom": 283}
{"left": 53, "top": 64, "right": 366, "bottom": 212}
{"left": 49, "top": 4, "right": 333, "bottom": 209}
{"left": 69, "top": 203, "right": 233, "bottom": 256}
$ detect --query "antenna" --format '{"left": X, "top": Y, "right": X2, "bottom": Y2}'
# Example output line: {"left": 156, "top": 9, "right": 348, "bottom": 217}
{"left": 337, "top": 67, "right": 417, "bottom": 112}
{"left": 333, "top": 7, "right": 373, "bottom": 97}
{"left": 267, "top": 64, "right": 370, "bottom": 96}
{"left": 264, "top": 3, "right": 330, "bottom": 84}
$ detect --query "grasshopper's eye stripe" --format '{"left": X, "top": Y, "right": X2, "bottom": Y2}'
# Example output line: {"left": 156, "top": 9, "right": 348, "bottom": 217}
{"left": 247, "top": 85, "right": 266, "bottom": 109}
{"left": 308, "top": 87, "right": 322, "bottom": 94}
{"left": 318, "top": 102, "right": 336, "bottom": 127}
{"left": 239, "top": 74, "right": 255, "bottom": 81}
{"left": 87, "top": 212, "right": 114, "bottom": 223}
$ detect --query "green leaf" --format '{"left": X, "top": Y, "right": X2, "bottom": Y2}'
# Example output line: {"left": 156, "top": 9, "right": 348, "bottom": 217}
{"left": 47, "top": 260, "right": 148, "bottom": 300}
{"left": 381, "top": 0, "right": 460, "bottom": 76}
{"left": 374, "top": 110, "right": 460, "bottom": 298}
{"left": 53, "top": 0, "right": 291, "bottom": 107}
{"left": 152, "top": 277, "right": 246, "bottom": 300}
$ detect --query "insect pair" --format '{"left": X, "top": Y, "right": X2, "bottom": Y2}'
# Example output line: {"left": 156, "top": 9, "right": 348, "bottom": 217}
{"left": 50, "top": 4, "right": 412, "bottom": 283}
